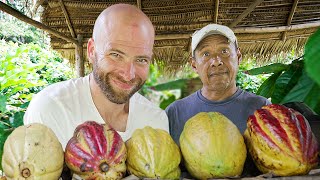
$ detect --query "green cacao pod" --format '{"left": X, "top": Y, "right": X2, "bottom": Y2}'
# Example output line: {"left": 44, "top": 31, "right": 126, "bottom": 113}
{"left": 126, "top": 126, "right": 181, "bottom": 179}
{"left": 244, "top": 104, "right": 319, "bottom": 176}
{"left": 180, "top": 112, "right": 247, "bottom": 179}
{"left": 64, "top": 121, "right": 127, "bottom": 179}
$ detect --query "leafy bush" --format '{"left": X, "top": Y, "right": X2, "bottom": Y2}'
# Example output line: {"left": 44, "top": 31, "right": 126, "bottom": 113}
{"left": 0, "top": 40, "right": 75, "bottom": 170}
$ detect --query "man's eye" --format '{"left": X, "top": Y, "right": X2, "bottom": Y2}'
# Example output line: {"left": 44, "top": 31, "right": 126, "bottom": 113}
{"left": 221, "top": 49, "right": 230, "bottom": 54}
{"left": 110, "top": 53, "right": 120, "bottom": 58}
{"left": 203, "top": 52, "right": 210, "bottom": 56}
{"left": 136, "top": 58, "right": 149, "bottom": 64}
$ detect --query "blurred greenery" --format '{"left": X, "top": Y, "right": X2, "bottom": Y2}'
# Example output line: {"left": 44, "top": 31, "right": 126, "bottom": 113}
{"left": 0, "top": 40, "right": 75, "bottom": 170}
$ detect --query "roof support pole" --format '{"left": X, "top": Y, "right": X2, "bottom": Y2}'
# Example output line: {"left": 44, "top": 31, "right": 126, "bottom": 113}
{"left": 282, "top": 0, "right": 299, "bottom": 41}
{"left": 137, "top": 0, "right": 141, "bottom": 9}
{"left": 75, "top": 35, "right": 85, "bottom": 77}
{"left": 214, "top": 0, "right": 219, "bottom": 23}
{"left": 59, "top": 0, "right": 76, "bottom": 38}
{"left": 229, "top": 0, "right": 264, "bottom": 28}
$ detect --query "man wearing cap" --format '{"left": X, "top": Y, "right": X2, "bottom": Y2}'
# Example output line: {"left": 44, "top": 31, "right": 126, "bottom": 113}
{"left": 165, "top": 24, "right": 271, "bottom": 147}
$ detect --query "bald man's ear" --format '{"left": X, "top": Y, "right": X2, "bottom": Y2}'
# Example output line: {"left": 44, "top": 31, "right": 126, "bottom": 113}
{"left": 87, "top": 38, "right": 95, "bottom": 63}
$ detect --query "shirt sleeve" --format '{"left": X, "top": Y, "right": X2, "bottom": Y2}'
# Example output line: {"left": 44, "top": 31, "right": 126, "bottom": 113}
{"left": 23, "top": 93, "right": 70, "bottom": 149}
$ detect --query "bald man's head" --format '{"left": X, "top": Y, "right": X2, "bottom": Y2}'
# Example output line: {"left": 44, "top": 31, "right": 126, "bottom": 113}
{"left": 92, "top": 4, "right": 155, "bottom": 53}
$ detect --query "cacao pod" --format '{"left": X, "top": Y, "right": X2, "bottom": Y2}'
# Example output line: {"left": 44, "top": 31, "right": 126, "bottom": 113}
{"left": 1, "top": 123, "right": 64, "bottom": 180}
{"left": 180, "top": 112, "right": 247, "bottom": 179}
{"left": 244, "top": 104, "right": 319, "bottom": 176}
{"left": 64, "top": 121, "right": 126, "bottom": 179}
{"left": 126, "top": 126, "right": 181, "bottom": 179}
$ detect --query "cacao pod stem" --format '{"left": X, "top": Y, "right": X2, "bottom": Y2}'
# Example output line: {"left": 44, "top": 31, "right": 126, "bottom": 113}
{"left": 100, "top": 162, "right": 109, "bottom": 172}
{"left": 21, "top": 168, "right": 31, "bottom": 178}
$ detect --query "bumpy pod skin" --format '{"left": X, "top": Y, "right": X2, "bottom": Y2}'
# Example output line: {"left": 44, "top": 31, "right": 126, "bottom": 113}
{"left": 65, "top": 121, "right": 127, "bottom": 180}
{"left": 180, "top": 112, "right": 247, "bottom": 179}
{"left": 126, "top": 126, "right": 181, "bottom": 179}
{"left": 2, "top": 123, "right": 64, "bottom": 180}
{"left": 245, "top": 104, "right": 319, "bottom": 176}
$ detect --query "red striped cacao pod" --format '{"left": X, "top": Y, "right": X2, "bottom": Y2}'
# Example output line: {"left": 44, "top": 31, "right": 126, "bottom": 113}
{"left": 65, "top": 121, "right": 127, "bottom": 179}
{"left": 244, "top": 104, "right": 319, "bottom": 176}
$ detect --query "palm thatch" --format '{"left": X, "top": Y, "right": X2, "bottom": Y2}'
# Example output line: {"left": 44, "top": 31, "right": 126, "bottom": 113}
{"left": 7, "top": 0, "right": 320, "bottom": 74}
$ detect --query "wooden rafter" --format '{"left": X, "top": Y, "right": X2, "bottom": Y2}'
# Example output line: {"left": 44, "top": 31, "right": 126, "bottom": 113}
{"left": 282, "top": 0, "right": 299, "bottom": 40}
{"left": 233, "top": 21, "right": 320, "bottom": 33}
{"left": 59, "top": 0, "right": 76, "bottom": 38}
{"left": 229, "top": 0, "right": 264, "bottom": 28}
{"left": 154, "top": 21, "right": 320, "bottom": 40}
{"left": 0, "top": 2, "right": 78, "bottom": 45}
{"left": 214, "top": 0, "right": 219, "bottom": 23}
{"left": 137, "top": 0, "right": 141, "bottom": 9}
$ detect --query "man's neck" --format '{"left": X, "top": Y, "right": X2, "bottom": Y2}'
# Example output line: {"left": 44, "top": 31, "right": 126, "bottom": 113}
{"left": 201, "top": 85, "right": 238, "bottom": 101}
{"left": 89, "top": 74, "right": 129, "bottom": 132}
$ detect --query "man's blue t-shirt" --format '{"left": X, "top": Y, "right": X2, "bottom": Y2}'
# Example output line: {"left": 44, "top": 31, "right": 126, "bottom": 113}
{"left": 165, "top": 88, "right": 271, "bottom": 146}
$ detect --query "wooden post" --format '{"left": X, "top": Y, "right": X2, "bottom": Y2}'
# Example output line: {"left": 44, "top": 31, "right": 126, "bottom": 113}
{"left": 214, "top": 0, "right": 219, "bottom": 23}
{"left": 75, "top": 35, "right": 84, "bottom": 77}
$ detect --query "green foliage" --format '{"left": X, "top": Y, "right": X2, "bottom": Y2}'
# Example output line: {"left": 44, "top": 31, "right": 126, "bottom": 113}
{"left": 271, "top": 61, "right": 303, "bottom": 103}
{"left": 256, "top": 72, "right": 282, "bottom": 98}
{"left": 0, "top": 40, "right": 75, "bottom": 170}
{"left": 237, "top": 59, "right": 269, "bottom": 94}
{"left": 249, "top": 58, "right": 320, "bottom": 114}
{"left": 246, "top": 63, "right": 288, "bottom": 75}
{"left": 150, "top": 79, "right": 188, "bottom": 91}
{"left": 305, "top": 28, "right": 320, "bottom": 86}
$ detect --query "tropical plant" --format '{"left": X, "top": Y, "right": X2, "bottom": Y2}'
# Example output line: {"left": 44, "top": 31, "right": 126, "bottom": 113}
{"left": 247, "top": 56, "right": 320, "bottom": 114}
{"left": 0, "top": 40, "right": 75, "bottom": 170}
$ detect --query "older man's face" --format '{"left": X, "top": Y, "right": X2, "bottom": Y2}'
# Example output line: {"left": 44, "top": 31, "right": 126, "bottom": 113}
{"left": 192, "top": 35, "right": 241, "bottom": 93}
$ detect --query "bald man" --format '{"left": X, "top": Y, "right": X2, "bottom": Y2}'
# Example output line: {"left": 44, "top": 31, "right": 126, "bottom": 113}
{"left": 24, "top": 4, "right": 169, "bottom": 149}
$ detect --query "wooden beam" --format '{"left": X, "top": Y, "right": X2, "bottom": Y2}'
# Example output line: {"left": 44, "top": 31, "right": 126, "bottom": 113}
{"left": 154, "top": 22, "right": 320, "bottom": 41}
{"left": 233, "top": 21, "right": 320, "bottom": 33}
{"left": 229, "top": 0, "right": 264, "bottom": 28}
{"left": 137, "top": 0, "right": 141, "bottom": 9}
{"left": 59, "top": 0, "right": 76, "bottom": 38}
{"left": 75, "top": 35, "right": 84, "bottom": 77}
{"left": 0, "top": 2, "right": 78, "bottom": 45}
{"left": 281, "top": 0, "right": 299, "bottom": 40}
{"left": 155, "top": 34, "right": 190, "bottom": 40}
{"left": 214, "top": 0, "right": 219, "bottom": 23}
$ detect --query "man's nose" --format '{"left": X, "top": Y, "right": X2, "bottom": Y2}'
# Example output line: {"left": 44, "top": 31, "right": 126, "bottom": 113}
{"left": 120, "top": 62, "right": 136, "bottom": 81}
{"left": 210, "top": 56, "right": 223, "bottom": 67}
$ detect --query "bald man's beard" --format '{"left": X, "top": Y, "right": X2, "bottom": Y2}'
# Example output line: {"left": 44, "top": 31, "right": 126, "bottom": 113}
{"left": 93, "top": 63, "right": 145, "bottom": 104}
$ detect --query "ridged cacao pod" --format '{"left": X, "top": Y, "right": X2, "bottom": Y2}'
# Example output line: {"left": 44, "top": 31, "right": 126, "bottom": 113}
{"left": 244, "top": 104, "right": 319, "bottom": 176}
{"left": 2, "top": 123, "right": 64, "bottom": 180}
{"left": 65, "top": 121, "right": 126, "bottom": 179}
{"left": 126, "top": 126, "right": 181, "bottom": 179}
{"left": 180, "top": 112, "right": 247, "bottom": 179}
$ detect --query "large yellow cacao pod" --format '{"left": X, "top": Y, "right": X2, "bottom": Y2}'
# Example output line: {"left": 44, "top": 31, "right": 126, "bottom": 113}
{"left": 180, "top": 112, "right": 247, "bottom": 179}
{"left": 126, "top": 126, "right": 181, "bottom": 179}
{"left": 2, "top": 123, "right": 64, "bottom": 180}
{"left": 244, "top": 104, "right": 319, "bottom": 176}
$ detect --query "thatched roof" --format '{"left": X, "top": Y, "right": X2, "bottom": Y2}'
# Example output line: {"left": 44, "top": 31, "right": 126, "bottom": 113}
{"left": 17, "top": 0, "right": 320, "bottom": 73}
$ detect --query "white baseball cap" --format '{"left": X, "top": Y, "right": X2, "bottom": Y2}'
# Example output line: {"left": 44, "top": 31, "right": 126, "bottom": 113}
{"left": 191, "top": 24, "right": 238, "bottom": 56}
